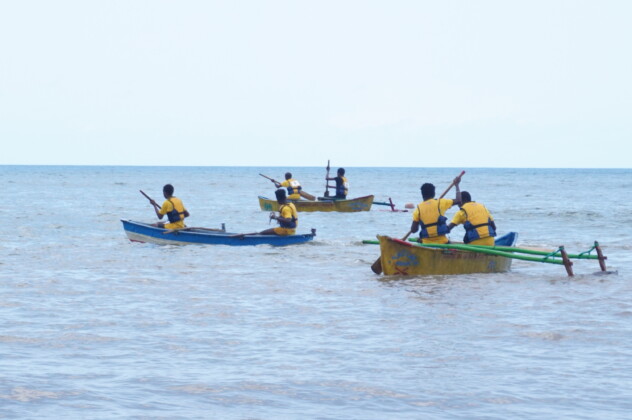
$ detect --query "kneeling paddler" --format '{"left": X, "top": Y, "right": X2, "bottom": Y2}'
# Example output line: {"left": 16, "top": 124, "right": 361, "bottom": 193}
{"left": 234, "top": 189, "right": 298, "bottom": 238}
{"left": 448, "top": 191, "right": 497, "bottom": 246}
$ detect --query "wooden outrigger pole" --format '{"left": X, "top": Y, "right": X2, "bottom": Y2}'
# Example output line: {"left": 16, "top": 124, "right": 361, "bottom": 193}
{"left": 559, "top": 246, "right": 574, "bottom": 276}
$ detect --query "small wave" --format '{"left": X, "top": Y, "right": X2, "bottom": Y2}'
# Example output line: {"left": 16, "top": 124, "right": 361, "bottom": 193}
{"left": 0, "top": 335, "right": 39, "bottom": 343}
{"left": 522, "top": 331, "right": 565, "bottom": 341}
{"left": 0, "top": 387, "right": 69, "bottom": 402}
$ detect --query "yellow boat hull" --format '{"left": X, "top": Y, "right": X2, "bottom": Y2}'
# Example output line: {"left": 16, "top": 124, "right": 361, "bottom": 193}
{"left": 378, "top": 235, "right": 513, "bottom": 276}
{"left": 258, "top": 195, "right": 374, "bottom": 212}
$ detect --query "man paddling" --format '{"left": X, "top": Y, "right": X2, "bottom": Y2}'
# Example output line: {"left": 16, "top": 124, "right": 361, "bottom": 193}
{"left": 150, "top": 184, "right": 190, "bottom": 229}
{"left": 447, "top": 191, "right": 497, "bottom": 246}
{"left": 410, "top": 177, "right": 461, "bottom": 244}
{"left": 326, "top": 167, "right": 348, "bottom": 199}
{"left": 235, "top": 189, "right": 298, "bottom": 238}
{"left": 273, "top": 172, "right": 303, "bottom": 201}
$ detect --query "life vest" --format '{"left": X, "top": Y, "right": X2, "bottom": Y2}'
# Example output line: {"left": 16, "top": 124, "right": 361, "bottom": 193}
{"left": 461, "top": 202, "right": 496, "bottom": 243}
{"left": 166, "top": 198, "right": 186, "bottom": 224}
{"left": 285, "top": 179, "right": 302, "bottom": 197}
{"left": 336, "top": 176, "right": 349, "bottom": 197}
{"left": 417, "top": 199, "right": 449, "bottom": 239}
{"left": 278, "top": 203, "right": 298, "bottom": 229}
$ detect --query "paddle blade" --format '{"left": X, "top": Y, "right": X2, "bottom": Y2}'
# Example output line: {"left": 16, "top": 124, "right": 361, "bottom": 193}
{"left": 371, "top": 257, "right": 383, "bottom": 274}
{"left": 300, "top": 191, "right": 316, "bottom": 201}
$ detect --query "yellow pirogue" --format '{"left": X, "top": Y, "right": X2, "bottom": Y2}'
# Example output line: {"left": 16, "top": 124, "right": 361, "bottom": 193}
{"left": 258, "top": 195, "right": 374, "bottom": 212}
{"left": 377, "top": 232, "right": 517, "bottom": 276}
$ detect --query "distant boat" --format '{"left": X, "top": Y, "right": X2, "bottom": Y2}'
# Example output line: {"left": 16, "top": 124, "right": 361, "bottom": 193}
{"left": 258, "top": 195, "right": 374, "bottom": 212}
{"left": 376, "top": 232, "right": 518, "bottom": 275}
{"left": 121, "top": 220, "right": 316, "bottom": 246}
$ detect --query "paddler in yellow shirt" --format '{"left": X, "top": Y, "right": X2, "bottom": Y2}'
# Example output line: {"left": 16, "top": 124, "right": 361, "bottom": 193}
{"left": 410, "top": 177, "right": 461, "bottom": 244}
{"left": 447, "top": 191, "right": 497, "bottom": 246}
{"left": 273, "top": 172, "right": 303, "bottom": 201}
{"left": 259, "top": 189, "right": 298, "bottom": 236}
{"left": 150, "top": 184, "right": 190, "bottom": 229}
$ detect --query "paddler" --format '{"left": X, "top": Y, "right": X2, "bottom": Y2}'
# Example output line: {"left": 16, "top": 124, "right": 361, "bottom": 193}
{"left": 326, "top": 167, "right": 348, "bottom": 199}
{"left": 410, "top": 177, "right": 461, "bottom": 244}
{"left": 272, "top": 172, "right": 303, "bottom": 201}
{"left": 447, "top": 191, "right": 497, "bottom": 246}
{"left": 150, "top": 184, "right": 190, "bottom": 229}
{"left": 253, "top": 189, "right": 298, "bottom": 236}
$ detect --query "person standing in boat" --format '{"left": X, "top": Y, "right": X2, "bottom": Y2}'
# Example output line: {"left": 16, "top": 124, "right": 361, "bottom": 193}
{"left": 326, "top": 167, "right": 348, "bottom": 199}
{"left": 150, "top": 184, "right": 190, "bottom": 229}
{"left": 410, "top": 177, "right": 461, "bottom": 244}
{"left": 272, "top": 172, "right": 303, "bottom": 201}
{"left": 447, "top": 191, "right": 497, "bottom": 246}
{"left": 258, "top": 189, "right": 298, "bottom": 236}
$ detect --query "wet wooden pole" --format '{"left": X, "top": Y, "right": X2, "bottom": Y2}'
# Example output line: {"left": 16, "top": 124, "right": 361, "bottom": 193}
{"left": 594, "top": 241, "right": 608, "bottom": 272}
{"left": 560, "top": 246, "right": 574, "bottom": 277}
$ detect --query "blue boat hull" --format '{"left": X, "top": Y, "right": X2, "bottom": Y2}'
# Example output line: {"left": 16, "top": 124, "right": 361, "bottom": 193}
{"left": 493, "top": 232, "right": 518, "bottom": 247}
{"left": 121, "top": 220, "right": 315, "bottom": 246}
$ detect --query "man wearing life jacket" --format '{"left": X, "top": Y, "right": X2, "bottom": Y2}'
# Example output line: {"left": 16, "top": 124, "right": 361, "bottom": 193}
{"left": 152, "top": 184, "right": 190, "bottom": 229}
{"left": 448, "top": 191, "right": 497, "bottom": 246}
{"left": 410, "top": 177, "right": 461, "bottom": 244}
{"left": 273, "top": 172, "right": 303, "bottom": 200}
{"left": 259, "top": 189, "right": 298, "bottom": 236}
{"left": 326, "top": 168, "right": 349, "bottom": 199}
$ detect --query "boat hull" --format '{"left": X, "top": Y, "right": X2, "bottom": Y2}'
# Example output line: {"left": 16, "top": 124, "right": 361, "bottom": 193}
{"left": 121, "top": 220, "right": 315, "bottom": 246}
{"left": 258, "top": 195, "right": 374, "bottom": 212}
{"left": 378, "top": 232, "right": 518, "bottom": 276}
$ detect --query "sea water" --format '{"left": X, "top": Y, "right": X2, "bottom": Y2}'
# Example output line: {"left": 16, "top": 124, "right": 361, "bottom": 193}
{"left": 1, "top": 166, "right": 631, "bottom": 419}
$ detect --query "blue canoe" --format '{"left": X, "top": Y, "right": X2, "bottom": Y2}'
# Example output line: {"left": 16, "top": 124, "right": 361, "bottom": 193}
{"left": 121, "top": 220, "right": 316, "bottom": 246}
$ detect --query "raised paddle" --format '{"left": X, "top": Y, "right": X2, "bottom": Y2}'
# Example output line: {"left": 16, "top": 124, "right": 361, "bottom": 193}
{"left": 324, "top": 160, "right": 330, "bottom": 197}
{"left": 259, "top": 173, "right": 316, "bottom": 201}
{"left": 140, "top": 190, "right": 160, "bottom": 210}
{"left": 370, "top": 171, "right": 466, "bottom": 274}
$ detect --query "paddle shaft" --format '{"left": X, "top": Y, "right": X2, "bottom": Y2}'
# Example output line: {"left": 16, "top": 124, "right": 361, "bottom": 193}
{"left": 259, "top": 173, "right": 279, "bottom": 185}
{"left": 325, "top": 160, "right": 330, "bottom": 196}
{"left": 438, "top": 170, "right": 465, "bottom": 199}
{"left": 163, "top": 226, "right": 225, "bottom": 234}
{"left": 140, "top": 190, "right": 160, "bottom": 210}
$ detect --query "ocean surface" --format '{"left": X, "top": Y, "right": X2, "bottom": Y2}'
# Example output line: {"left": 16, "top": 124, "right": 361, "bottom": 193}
{"left": 1, "top": 165, "right": 631, "bottom": 419}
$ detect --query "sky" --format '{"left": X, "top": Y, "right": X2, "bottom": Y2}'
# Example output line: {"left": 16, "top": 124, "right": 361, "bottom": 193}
{"left": 1, "top": 0, "right": 630, "bottom": 168}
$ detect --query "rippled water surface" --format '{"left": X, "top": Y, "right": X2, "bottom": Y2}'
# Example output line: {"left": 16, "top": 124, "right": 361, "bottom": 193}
{"left": 1, "top": 166, "right": 631, "bottom": 419}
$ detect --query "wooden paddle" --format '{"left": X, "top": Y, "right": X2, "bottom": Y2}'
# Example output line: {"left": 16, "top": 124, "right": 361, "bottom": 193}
{"left": 140, "top": 190, "right": 160, "bottom": 210}
{"left": 370, "top": 171, "right": 466, "bottom": 274}
{"left": 324, "top": 160, "right": 330, "bottom": 197}
{"left": 299, "top": 191, "right": 316, "bottom": 201}
{"left": 163, "top": 226, "right": 226, "bottom": 234}
{"left": 259, "top": 173, "right": 315, "bottom": 201}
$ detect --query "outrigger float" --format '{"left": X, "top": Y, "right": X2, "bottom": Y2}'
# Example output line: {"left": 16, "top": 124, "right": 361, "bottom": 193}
{"left": 364, "top": 232, "right": 609, "bottom": 276}
{"left": 122, "top": 220, "right": 316, "bottom": 246}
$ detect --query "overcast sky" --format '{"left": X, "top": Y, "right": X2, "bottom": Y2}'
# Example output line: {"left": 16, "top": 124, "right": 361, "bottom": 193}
{"left": 1, "top": 1, "right": 630, "bottom": 167}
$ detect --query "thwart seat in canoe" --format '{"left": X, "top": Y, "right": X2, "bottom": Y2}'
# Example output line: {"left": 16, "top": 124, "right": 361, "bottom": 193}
{"left": 121, "top": 220, "right": 316, "bottom": 246}
{"left": 258, "top": 195, "right": 374, "bottom": 212}
{"left": 377, "top": 232, "right": 518, "bottom": 275}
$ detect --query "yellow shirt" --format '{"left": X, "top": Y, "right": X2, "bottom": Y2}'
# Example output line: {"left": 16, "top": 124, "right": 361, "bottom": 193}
{"left": 280, "top": 179, "right": 302, "bottom": 200}
{"left": 451, "top": 202, "right": 495, "bottom": 244}
{"left": 159, "top": 197, "right": 187, "bottom": 229}
{"left": 412, "top": 198, "right": 454, "bottom": 244}
{"left": 274, "top": 202, "right": 298, "bottom": 235}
